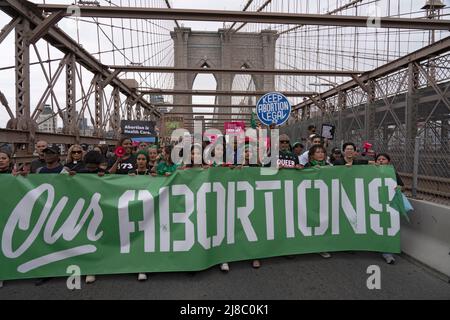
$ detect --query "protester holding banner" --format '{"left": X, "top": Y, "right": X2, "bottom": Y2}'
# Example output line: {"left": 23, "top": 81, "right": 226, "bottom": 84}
{"left": 333, "top": 142, "right": 369, "bottom": 166}
{"left": 181, "top": 144, "right": 207, "bottom": 169}
{"left": 147, "top": 146, "right": 160, "bottom": 171}
{"left": 276, "top": 134, "right": 299, "bottom": 169}
{"left": 30, "top": 140, "right": 48, "bottom": 173}
{"left": 153, "top": 145, "right": 178, "bottom": 176}
{"left": 93, "top": 145, "right": 110, "bottom": 171}
{"left": 226, "top": 138, "right": 244, "bottom": 165}
{"left": 303, "top": 145, "right": 332, "bottom": 259}
{"left": 375, "top": 152, "right": 405, "bottom": 265}
{"left": 205, "top": 142, "right": 225, "bottom": 166}
{"left": 292, "top": 142, "right": 304, "bottom": 164}
{"left": 0, "top": 148, "right": 12, "bottom": 174}
{"left": 304, "top": 145, "right": 331, "bottom": 168}
{"left": 330, "top": 147, "right": 343, "bottom": 164}
{"left": 124, "top": 150, "right": 150, "bottom": 281}
{"left": 375, "top": 153, "right": 404, "bottom": 188}
{"left": 130, "top": 151, "right": 151, "bottom": 176}
{"left": 299, "top": 135, "right": 323, "bottom": 166}
{"left": 64, "top": 144, "right": 85, "bottom": 172}
{"left": 66, "top": 150, "right": 107, "bottom": 284}
{"left": 236, "top": 145, "right": 262, "bottom": 269}
{"left": 216, "top": 143, "right": 254, "bottom": 272}
{"left": 76, "top": 151, "right": 107, "bottom": 175}
{"left": 36, "top": 145, "right": 65, "bottom": 174}
{"left": 109, "top": 138, "right": 136, "bottom": 174}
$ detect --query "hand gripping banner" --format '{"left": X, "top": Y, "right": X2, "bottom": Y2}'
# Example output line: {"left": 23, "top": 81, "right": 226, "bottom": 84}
{"left": 0, "top": 166, "right": 401, "bottom": 280}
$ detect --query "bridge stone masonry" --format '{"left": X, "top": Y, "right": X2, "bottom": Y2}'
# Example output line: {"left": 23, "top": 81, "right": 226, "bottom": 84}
{"left": 170, "top": 27, "right": 277, "bottom": 116}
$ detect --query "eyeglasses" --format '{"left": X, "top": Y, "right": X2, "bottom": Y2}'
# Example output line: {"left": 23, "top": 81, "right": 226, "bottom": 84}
{"left": 72, "top": 151, "right": 82, "bottom": 154}
{"left": 280, "top": 140, "right": 290, "bottom": 144}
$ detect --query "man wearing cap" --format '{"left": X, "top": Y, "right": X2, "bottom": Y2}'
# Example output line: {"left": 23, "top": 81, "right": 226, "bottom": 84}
{"left": 276, "top": 134, "right": 299, "bottom": 168}
{"left": 32, "top": 144, "right": 65, "bottom": 287}
{"left": 36, "top": 145, "right": 65, "bottom": 174}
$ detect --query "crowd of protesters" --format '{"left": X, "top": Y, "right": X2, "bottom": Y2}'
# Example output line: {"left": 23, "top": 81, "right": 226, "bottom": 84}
{"left": 0, "top": 124, "right": 405, "bottom": 287}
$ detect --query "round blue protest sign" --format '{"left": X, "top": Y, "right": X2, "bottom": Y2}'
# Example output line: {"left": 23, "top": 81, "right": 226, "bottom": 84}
{"left": 256, "top": 92, "right": 291, "bottom": 126}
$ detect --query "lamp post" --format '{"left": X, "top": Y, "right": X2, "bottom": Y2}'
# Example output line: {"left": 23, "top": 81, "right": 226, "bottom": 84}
{"left": 422, "top": 0, "right": 446, "bottom": 82}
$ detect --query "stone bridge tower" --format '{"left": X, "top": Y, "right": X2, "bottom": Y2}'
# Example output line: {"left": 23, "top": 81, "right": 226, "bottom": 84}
{"left": 170, "top": 27, "right": 279, "bottom": 117}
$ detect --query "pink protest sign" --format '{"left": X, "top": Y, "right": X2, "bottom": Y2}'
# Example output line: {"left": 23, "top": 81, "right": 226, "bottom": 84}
{"left": 224, "top": 121, "right": 246, "bottom": 135}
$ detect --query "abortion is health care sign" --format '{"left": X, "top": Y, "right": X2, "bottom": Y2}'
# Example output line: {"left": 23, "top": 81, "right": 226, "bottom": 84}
{"left": 256, "top": 92, "right": 291, "bottom": 126}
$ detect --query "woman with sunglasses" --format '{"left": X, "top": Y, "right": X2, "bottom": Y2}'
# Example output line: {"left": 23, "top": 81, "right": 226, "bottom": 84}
{"left": 64, "top": 144, "right": 85, "bottom": 172}
{"left": 277, "top": 134, "right": 300, "bottom": 169}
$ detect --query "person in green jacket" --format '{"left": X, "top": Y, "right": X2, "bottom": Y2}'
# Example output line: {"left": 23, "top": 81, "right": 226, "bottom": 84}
{"left": 152, "top": 145, "right": 178, "bottom": 176}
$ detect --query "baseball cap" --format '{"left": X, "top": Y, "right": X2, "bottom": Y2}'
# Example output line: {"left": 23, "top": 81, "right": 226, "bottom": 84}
{"left": 292, "top": 141, "right": 303, "bottom": 148}
{"left": 84, "top": 150, "right": 103, "bottom": 164}
{"left": 42, "top": 145, "right": 60, "bottom": 154}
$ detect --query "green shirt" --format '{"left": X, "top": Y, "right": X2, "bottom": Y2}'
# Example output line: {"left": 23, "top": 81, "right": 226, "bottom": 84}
{"left": 157, "top": 161, "right": 178, "bottom": 175}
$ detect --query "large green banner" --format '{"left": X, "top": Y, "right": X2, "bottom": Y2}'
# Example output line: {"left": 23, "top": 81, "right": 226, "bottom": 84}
{"left": 0, "top": 166, "right": 401, "bottom": 280}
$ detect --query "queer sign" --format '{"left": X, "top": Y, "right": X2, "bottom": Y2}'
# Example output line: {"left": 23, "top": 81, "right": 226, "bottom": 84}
{"left": 0, "top": 166, "right": 401, "bottom": 280}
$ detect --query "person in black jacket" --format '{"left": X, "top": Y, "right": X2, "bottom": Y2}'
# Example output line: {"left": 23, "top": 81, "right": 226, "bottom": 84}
{"left": 303, "top": 145, "right": 332, "bottom": 259}
{"left": 304, "top": 145, "right": 330, "bottom": 168}
{"left": 276, "top": 134, "right": 300, "bottom": 169}
{"left": 76, "top": 151, "right": 107, "bottom": 175}
{"left": 69, "top": 150, "right": 106, "bottom": 284}
{"left": 333, "top": 142, "right": 369, "bottom": 166}
{"left": 30, "top": 140, "right": 48, "bottom": 173}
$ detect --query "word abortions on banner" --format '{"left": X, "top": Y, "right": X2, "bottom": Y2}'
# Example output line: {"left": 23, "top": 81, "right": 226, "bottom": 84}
{"left": 256, "top": 92, "right": 291, "bottom": 126}
{"left": 0, "top": 166, "right": 401, "bottom": 281}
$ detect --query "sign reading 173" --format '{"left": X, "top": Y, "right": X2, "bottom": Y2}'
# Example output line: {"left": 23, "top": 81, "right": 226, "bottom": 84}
{"left": 256, "top": 92, "right": 292, "bottom": 126}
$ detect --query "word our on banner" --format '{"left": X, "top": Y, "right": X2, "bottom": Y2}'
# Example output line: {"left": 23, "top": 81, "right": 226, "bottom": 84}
{"left": 0, "top": 166, "right": 401, "bottom": 281}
